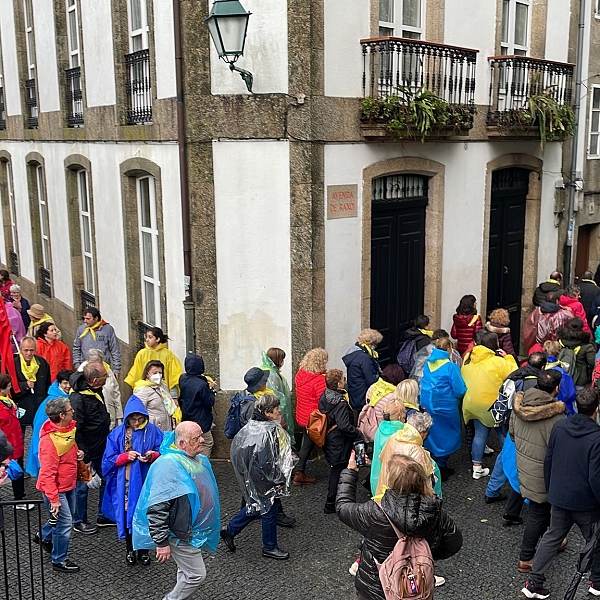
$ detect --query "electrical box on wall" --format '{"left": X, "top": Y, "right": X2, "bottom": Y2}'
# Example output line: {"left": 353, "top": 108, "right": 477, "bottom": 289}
{"left": 554, "top": 190, "right": 565, "bottom": 214}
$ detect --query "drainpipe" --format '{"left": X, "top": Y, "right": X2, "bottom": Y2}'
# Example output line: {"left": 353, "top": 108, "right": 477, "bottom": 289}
{"left": 564, "top": 0, "right": 588, "bottom": 284}
{"left": 173, "top": 0, "right": 195, "bottom": 354}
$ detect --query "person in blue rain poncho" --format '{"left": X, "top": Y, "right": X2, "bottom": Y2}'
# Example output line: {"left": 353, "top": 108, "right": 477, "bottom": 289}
{"left": 419, "top": 338, "right": 467, "bottom": 479}
{"left": 101, "top": 395, "right": 163, "bottom": 565}
{"left": 25, "top": 369, "right": 73, "bottom": 477}
{"left": 133, "top": 421, "right": 220, "bottom": 600}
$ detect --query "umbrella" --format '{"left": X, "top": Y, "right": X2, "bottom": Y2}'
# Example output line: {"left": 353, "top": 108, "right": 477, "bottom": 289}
{"left": 564, "top": 523, "right": 600, "bottom": 600}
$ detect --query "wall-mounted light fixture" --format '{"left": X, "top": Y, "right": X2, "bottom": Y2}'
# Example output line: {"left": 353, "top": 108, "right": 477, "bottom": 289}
{"left": 205, "top": 0, "right": 253, "bottom": 93}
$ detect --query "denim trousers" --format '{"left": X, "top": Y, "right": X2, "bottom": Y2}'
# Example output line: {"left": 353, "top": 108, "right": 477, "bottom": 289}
{"left": 520, "top": 500, "right": 551, "bottom": 561}
{"left": 472, "top": 420, "right": 505, "bottom": 463}
{"left": 529, "top": 506, "right": 600, "bottom": 587}
{"left": 73, "top": 457, "right": 106, "bottom": 524}
{"left": 485, "top": 452, "right": 506, "bottom": 497}
{"left": 41, "top": 489, "right": 76, "bottom": 564}
{"left": 227, "top": 500, "right": 279, "bottom": 550}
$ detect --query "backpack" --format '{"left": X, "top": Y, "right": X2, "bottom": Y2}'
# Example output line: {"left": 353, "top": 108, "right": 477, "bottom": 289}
{"left": 376, "top": 506, "right": 435, "bottom": 600}
{"left": 397, "top": 339, "right": 418, "bottom": 376}
{"left": 558, "top": 343, "right": 581, "bottom": 380}
{"left": 357, "top": 404, "right": 379, "bottom": 443}
{"left": 224, "top": 392, "right": 255, "bottom": 439}
{"left": 488, "top": 378, "right": 517, "bottom": 427}
{"left": 306, "top": 409, "right": 336, "bottom": 447}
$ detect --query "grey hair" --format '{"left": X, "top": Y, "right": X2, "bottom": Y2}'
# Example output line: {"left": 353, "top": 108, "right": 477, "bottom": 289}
{"left": 87, "top": 348, "right": 105, "bottom": 362}
{"left": 45, "top": 398, "right": 71, "bottom": 423}
{"left": 407, "top": 411, "right": 433, "bottom": 436}
{"left": 20, "top": 336, "right": 36, "bottom": 347}
{"left": 83, "top": 362, "right": 106, "bottom": 381}
{"left": 254, "top": 393, "right": 280, "bottom": 415}
{"left": 9, "top": 284, "right": 20, "bottom": 293}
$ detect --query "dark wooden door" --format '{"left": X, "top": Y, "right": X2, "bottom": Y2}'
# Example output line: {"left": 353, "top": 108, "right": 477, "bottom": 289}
{"left": 486, "top": 168, "right": 528, "bottom": 347}
{"left": 575, "top": 224, "right": 593, "bottom": 279}
{"left": 370, "top": 175, "right": 428, "bottom": 367}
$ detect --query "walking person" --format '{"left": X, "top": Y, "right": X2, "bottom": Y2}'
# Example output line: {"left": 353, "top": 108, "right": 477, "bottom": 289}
{"left": 73, "top": 308, "right": 122, "bottom": 377}
{"left": 35, "top": 397, "right": 82, "bottom": 572}
{"left": 451, "top": 294, "right": 483, "bottom": 356}
{"left": 133, "top": 422, "right": 220, "bottom": 599}
{"left": 522, "top": 388, "right": 600, "bottom": 599}
{"left": 533, "top": 271, "right": 564, "bottom": 307}
{"left": 536, "top": 291, "right": 573, "bottom": 346}
{"left": 35, "top": 322, "right": 73, "bottom": 382}
{"left": 8, "top": 284, "right": 31, "bottom": 330}
{"left": 343, "top": 329, "right": 383, "bottom": 411}
{"left": 132, "top": 360, "right": 178, "bottom": 432}
{"left": 485, "top": 308, "right": 516, "bottom": 357}
{"left": 559, "top": 284, "right": 591, "bottom": 332}
{"left": 293, "top": 348, "right": 328, "bottom": 485}
{"left": 557, "top": 317, "right": 596, "bottom": 390}
{"left": 179, "top": 354, "right": 216, "bottom": 457}
{"left": 26, "top": 303, "right": 54, "bottom": 338}
{"left": 578, "top": 270, "right": 599, "bottom": 326}
{"left": 261, "top": 348, "right": 293, "bottom": 436}
{"left": 102, "top": 397, "right": 163, "bottom": 565}
{"left": 0, "top": 269, "right": 13, "bottom": 301}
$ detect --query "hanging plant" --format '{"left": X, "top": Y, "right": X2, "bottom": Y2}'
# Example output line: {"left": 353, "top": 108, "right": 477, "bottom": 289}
{"left": 527, "top": 89, "right": 576, "bottom": 150}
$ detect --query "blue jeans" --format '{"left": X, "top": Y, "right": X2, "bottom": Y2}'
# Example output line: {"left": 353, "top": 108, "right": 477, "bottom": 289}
{"left": 485, "top": 452, "right": 507, "bottom": 497}
{"left": 41, "top": 489, "right": 76, "bottom": 564}
{"left": 435, "top": 456, "right": 449, "bottom": 468}
{"left": 227, "top": 501, "right": 279, "bottom": 550}
{"left": 472, "top": 421, "right": 505, "bottom": 463}
{"left": 73, "top": 457, "right": 106, "bottom": 525}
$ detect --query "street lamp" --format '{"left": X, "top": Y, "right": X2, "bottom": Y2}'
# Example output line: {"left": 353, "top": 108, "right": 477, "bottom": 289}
{"left": 205, "top": 0, "right": 253, "bottom": 93}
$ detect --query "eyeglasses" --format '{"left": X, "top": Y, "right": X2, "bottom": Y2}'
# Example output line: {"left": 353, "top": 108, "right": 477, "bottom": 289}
{"left": 62, "top": 408, "right": 74, "bottom": 415}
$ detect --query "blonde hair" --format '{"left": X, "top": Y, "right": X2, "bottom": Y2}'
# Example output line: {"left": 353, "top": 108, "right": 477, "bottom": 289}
{"left": 489, "top": 308, "right": 510, "bottom": 326}
{"left": 434, "top": 337, "right": 453, "bottom": 353}
{"left": 383, "top": 400, "right": 406, "bottom": 423}
{"left": 543, "top": 340, "right": 561, "bottom": 357}
{"left": 298, "top": 348, "right": 328, "bottom": 374}
{"left": 356, "top": 328, "right": 383, "bottom": 346}
{"left": 385, "top": 454, "right": 434, "bottom": 498}
{"left": 394, "top": 379, "right": 420, "bottom": 407}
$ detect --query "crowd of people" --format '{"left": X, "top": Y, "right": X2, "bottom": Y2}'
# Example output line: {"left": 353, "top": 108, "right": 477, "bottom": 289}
{"left": 3, "top": 269, "right": 600, "bottom": 599}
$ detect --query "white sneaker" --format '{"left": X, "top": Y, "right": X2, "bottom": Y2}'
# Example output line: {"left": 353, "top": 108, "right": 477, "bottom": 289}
{"left": 15, "top": 503, "right": 35, "bottom": 511}
{"left": 589, "top": 583, "right": 600, "bottom": 597}
{"left": 434, "top": 576, "right": 446, "bottom": 587}
{"left": 348, "top": 560, "right": 359, "bottom": 576}
{"left": 472, "top": 466, "right": 490, "bottom": 480}
{"left": 484, "top": 445, "right": 494, "bottom": 455}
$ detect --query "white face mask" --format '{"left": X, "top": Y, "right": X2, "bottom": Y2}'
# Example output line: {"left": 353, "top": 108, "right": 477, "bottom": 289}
{"left": 149, "top": 373, "right": 162, "bottom": 385}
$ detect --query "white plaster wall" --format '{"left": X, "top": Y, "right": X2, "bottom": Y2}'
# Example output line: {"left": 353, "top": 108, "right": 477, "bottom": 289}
{"left": 154, "top": 0, "right": 177, "bottom": 99}
{"left": 0, "top": 0, "right": 22, "bottom": 116}
{"left": 209, "top": 0, "right": 288, "bottom": 95}
{"left": 324, "top": 0, "right": 370, "bottom": 98}
{"left": 324, "top": 140, "right": 554, "bottom": 366}
{"left": 33, "top": 0, "right": 60, "bottom": 113}
{"left": 81, "top": 0, "right": 116, "bottom": 107}
{"left": 545, "top": 0, "right": 571, "bottom": 63}
{"left": 0, "top": 141, "right": 184, "bottom": 357}
{"left": 213, "top": 140, "right": 292, "bottom": 389}
{"left": 444, "top": 0, "right": 496, "bottom": 106}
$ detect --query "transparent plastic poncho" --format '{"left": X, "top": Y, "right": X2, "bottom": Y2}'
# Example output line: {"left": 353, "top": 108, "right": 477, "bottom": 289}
{"left": 132, "top": 432, "right": 220, "bottom": 552}
{"left": 230, "top": 419, "right": 296, "bottom": 515}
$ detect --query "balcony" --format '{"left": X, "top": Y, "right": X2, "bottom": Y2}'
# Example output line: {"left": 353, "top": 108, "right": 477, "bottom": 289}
{"left": 125, "top": 49, "right": 152, "bottom": 125}
{"left": 9, "top": 251, "right": 18, "bottom": 276}
{"left": 39, "top": 266, "right": 51, "bottom": 297}
{"left": 65, "top": 67, "right": 84, "bottom": 127}
{"left": 25, "top": 78, "right": 38, "bottom": 129}
{"left": 361, "top": 37, "right": 478, "bottom": 141}
{"left": 80, "top": 289, "right": 95, "bottom": 317}
{"left": 487, "top": 55, "right": 575, "bottom": 142}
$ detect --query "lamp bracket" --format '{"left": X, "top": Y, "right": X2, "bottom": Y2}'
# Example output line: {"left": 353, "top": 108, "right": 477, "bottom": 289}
{"left": 229, "top": 62, "right": 253, "bottom": 93}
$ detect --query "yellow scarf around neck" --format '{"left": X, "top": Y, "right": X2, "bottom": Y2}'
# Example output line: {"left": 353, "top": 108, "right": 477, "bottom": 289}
{"left": 19, "top": 355, "right": 39, "bottom": 382}
{"left": 419, "top": 328, "right": 433, "bottom": 338}
{"left": 253, "top": 388, "right": 275, "bottom": 399}
{"left": 0, "top": 395, "right": 16, "bottom": 410}
{"left": 50, "top": 429, "right": 77, "bottom": 456}
{"left": 77, "top": 388, "right": 105, "bottom": 404}
{"left": 361, "top": 343, "right": 379, "bottom": 359}
{"left": 79, "top": 320, "right": 105, "bottom": 340}
{"left": 31, "top": 314, "right": 53, "bottom": 329}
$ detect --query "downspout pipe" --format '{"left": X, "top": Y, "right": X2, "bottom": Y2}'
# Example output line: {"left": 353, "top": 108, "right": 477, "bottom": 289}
{"left": 174, "top": 0, "right": 195, "bottom": 354}
{"left": 564, "top": 0, "right": 587, "bottom": 284}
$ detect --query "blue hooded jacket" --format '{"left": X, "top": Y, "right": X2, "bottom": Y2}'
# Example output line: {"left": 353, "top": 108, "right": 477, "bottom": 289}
{"left": 179, "top": 354, "right": 215, "bottom": 432}
{"left": 101, "top": 396, "right": 163, "bottom": 539}
{"left": 25, "top": 380, "right": 68, "bottom": 477}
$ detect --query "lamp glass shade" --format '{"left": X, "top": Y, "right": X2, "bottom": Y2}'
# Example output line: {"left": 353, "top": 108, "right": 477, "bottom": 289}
{"left": 206, "top": 1, "right": 250, "bottom": 59}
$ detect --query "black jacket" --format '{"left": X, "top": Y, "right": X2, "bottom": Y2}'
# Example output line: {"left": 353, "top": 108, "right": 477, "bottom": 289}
{"left": 533, "top": 281, "right": 565, "bottom": 307}
{"left": 545, "top": 413, "right": 600, "bottom": 512}
{"left": 337, "top": 469, "right": 462, "bottom": 600}
{"left": 403, "top": 327, "right": 431, "bottom": 352}
{"left": 342, "top": 344, "right": 381, "bottom": 411}
{"left": 179, "top": 354, "right": 215, "bottom": 432}
{"left": 12, "top": 354, "right": 51, "bottom": 426}
{"left": 147, "top": 495, "right": 193, "bottom": 547}
{"left": 579, "top": 280, "right": 599, "bottom": 324}
{"left": 319, "top": 389, "right": 362, "bottom": 466}
{"left": 69, "top": 371, "right": 110, "bottom": 462}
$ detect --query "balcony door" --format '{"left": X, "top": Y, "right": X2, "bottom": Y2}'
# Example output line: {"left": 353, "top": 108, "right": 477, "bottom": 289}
{"left": 370, "top": 174, "right": 428, "bottom": 366}
{"left": 486, "top": 168, "right": 528, "bottom": 348}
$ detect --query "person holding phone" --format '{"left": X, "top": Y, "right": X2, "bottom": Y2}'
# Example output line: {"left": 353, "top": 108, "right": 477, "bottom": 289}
{"left": 101, "top": 396, "right": 163, "bottom": 565}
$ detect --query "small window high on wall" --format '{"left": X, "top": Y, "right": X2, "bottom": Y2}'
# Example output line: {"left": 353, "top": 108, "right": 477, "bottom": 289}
{"left": 137, "top": 176, "right": 160, "bottom": 327}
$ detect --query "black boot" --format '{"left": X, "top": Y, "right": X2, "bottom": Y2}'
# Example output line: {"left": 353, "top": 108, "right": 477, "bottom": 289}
{"left": 324, "top": 496, "right": 336, "bottom": 514}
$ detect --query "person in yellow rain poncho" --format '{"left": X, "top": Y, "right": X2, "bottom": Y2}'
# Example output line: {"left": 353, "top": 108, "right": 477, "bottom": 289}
{"left": 461, "top": 330, "right": 517, "bottom": 480}
{"left": 124, "top": 327, "right": 183, "bottom": 397}
{"left": 260, "top": 348, "right": 293, "bottom": 436}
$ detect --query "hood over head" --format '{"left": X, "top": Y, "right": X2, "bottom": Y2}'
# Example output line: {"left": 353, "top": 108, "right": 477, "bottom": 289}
{"left": 466, "top": 345, "right": 495, "bottom": 364}
{"left": 380, "top": 492, "right": 442, "bottom": 538}
{"left": 123, "top": 395, "right": 149, "bottom": 420}
{"left": 184, "top": 353, "right": 205, "bottom": 377}
{"left": 392, "top": 422, "right": 423, "bottom": 445}
{"left": 47, "top": 380, "right": 69, "bottom": 401}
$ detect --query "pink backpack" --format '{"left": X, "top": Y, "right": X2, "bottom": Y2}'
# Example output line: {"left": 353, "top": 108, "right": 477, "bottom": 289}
{"left": 376, "top": 507, "right": 435, "bottom": 600}
{"left": 357, "top": 404, "right": 379, "bottom": 443}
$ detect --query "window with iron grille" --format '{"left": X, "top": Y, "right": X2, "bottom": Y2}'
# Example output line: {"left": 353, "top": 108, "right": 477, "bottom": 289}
{"left": 65, "top": 0, "right": 83, "bottom": 126}
{"left": 80, "top": 289, "right": 95, "bottom": 317}
{"left": 137, "top": 176, "right": 160, "bottom": 327}
{"left": 40, "top": 266, "right": 51, "bottom": 297}
{"left": 23, "top": 0, "right": 38, "bottom": 128}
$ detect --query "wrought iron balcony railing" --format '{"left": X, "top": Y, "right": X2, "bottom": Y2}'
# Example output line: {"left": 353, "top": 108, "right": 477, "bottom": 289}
{"left": 9, "top": 250, "right": 18, "bottom": 276}
{"left": 361, "top": 37, "right": 478, "bottom": 104}
{"left": 25, "top": 78, "right": 38, "bottom": 128}
{"left": 487, "top": 55, "right": 574, "bottom": 127}
{"left": 65, "top": 67, "right": 84, "bottom": 127}
{"left": 80, "top": 289, "right": 95, "bottom": 317}
{"left": 137, "top": 320, "right": 152, "bottom": 349}
{"left": 39, "top": 266, "right": 51, "bottom": 297}
{"left": 125, "top": 49, "right": 152, "bottom": 125}
{"left": 0, "top": 86, "right": 5, "bottom": 130}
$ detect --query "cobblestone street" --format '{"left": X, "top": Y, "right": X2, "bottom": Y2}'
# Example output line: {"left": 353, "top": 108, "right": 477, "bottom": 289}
{"left": 1, "top": 440, "right": 589, "bottom": 600}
